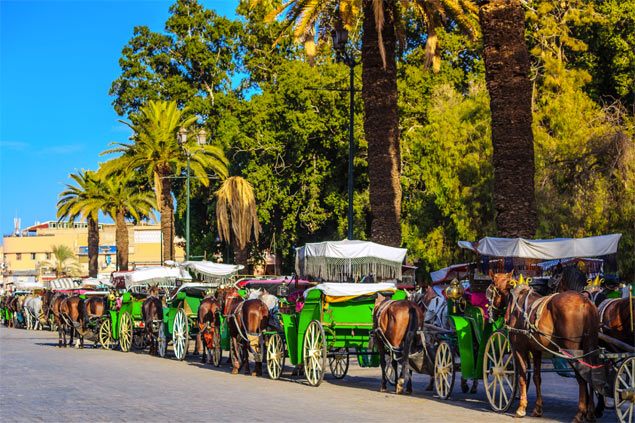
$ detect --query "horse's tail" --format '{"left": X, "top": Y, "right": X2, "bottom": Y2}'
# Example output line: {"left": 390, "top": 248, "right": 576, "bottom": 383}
{"left": 77, "top": 298, "right": 88, "bottom": 335}
{"left": 583, "top": 299, "right": 600, "bottom": 354}
{"left": 404, "top": 305, "right": 419, "bottom": 358}
{"left": 155, "top": 298, "right": 163, "bottom": 321}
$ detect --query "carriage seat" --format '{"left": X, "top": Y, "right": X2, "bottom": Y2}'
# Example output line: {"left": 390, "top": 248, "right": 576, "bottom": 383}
{"left": 465, "top": 288, "right": 489, "bottom": 320}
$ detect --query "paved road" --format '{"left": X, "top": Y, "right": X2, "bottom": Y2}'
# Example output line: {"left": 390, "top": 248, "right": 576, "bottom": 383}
{"left": 0, "top": 327, "right": 618, "bottom": 422}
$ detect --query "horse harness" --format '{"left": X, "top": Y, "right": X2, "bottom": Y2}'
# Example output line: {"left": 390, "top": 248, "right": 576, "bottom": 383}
{"left": 225, "top": 295, "right": 264, "bottom": 359}
{"left": 372, "top": 300, "right": 406, "bottom": 358}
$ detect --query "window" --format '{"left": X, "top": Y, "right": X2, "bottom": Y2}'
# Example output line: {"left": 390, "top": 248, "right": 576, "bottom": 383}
{"left": 16, "top": 253, "right": 21, "bottom": 260}
{"left": 30, "top": 253, "right": 36, "bottom": 260}
{"left": 46, "top": 252, "right": 51, "bottom": 260}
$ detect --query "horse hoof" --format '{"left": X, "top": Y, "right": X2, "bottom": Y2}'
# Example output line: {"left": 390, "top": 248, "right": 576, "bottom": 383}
{"left": 470, "top": 386, "right": 477, "bottom": 394}
{"left": 514, "top": 409, "right": 526, "bottom": 418}
{"left": 251, "top": 371, "right": 258, "bottom": 376}
{"left": 231, "top": 368, "right": 239, "bottom": 374}
{"left": 594, "top": 409, "right": 603, "bottom": 419}
{"left": 380, "top": 387, "right": 387, "bottom": 393}
{"left": 585, "top": 413, "right": 596, "bottom": 422}
{"left": 531, "top": 408, "right": 543, "bottom": 417}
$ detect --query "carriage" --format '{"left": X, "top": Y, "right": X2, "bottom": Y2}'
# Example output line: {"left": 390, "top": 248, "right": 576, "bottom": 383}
{"left": 99, "top": 267, "right": 187, "bottom": 352}
{"left": 264, "top": 239, "right": 409, "bottom": 386}
{"left": 157, "top": 261, "right": 243, "bottom": 361}
{"left": 454, "top": 234, "right": 634, "bottom": 421}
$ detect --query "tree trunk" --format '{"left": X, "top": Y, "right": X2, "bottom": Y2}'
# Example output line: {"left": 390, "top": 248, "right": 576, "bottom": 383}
{"left": 87, "top": 215, "right": 99, "bottom": 278}
{"left": 116, "top": 208, "right": 129, "bottom": 271}
{"left": 362, "top": 0, "right": 402, "bottom": 247}
{"left": 156, "top": 166, "right": 175, "bottom": 262}
{"left": 233, "top": 244, "right": 249, "bottom": 274}
{"left": 480, "top": 0, "right": 537, "bottom": 238}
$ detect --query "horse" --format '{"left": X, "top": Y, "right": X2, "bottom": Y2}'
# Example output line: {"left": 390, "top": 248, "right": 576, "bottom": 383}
{"left": 84, "top": 296, "right": 109, "bottom": 346}
{"left": 195, "top": 294, "right": 222, "bottom": 364}
{"left": 217, "top": 287, "right": 269, "bottom": 375}
{"left": 5, "top": 295, "right": 20, "bottom": 328}
{"left": 487, "top": 270, "right": 600, "bottom": 422}
{"left": 141, "top": 286, "right": 163, "bottom": 356}
{"left": 59, "top": 296, "right": 88, "bottom": 349}
{"left": 371, "top": 293, "right": 423, "bottom": 394}
{"left": 42, "top": 290, "right": 66, "bottom": 338}
{"left": 549, "top": 264, "right": 588, "bottom": 293}
{"left": 24, "top": 295, "right": 43, "bottom": 330}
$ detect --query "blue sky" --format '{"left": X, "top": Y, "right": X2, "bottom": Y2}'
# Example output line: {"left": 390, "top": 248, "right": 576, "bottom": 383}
{"left": 0, "top": 0, "right": 238, "bottom": 238}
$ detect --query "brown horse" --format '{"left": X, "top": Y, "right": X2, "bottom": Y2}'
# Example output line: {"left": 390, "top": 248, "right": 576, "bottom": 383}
{"left": 195, "top": 295, "right": 222, "bottom": 364}
{"left": 5, "top": 295, "right": 20, "bottom": 328}
{"left": 59, "top": 296, "right": 88, "bottom": 349}
{"left": 42, "top": 290, "right": 68, "bottom": 344}
{"left": 141, "top": 287, "right": 163, "bottom": 356}
{"left": 218, "top": 287, "right": 269, "bottom": 375}
{"left": 371, "top": 293, "right": 424, "bottom": 394}
{"left": 487, "top": 270, "right": 600, "bottom": 422}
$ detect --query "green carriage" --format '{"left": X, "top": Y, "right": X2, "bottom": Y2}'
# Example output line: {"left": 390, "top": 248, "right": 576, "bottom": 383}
{"left": 265, "top": 239, "right": 409, "bottom": 386}
{"left": 157, "top": 261, "right": 244, "bottom": 361}
{"left": 98, "top": 267, "right": 186, "bottom": 352}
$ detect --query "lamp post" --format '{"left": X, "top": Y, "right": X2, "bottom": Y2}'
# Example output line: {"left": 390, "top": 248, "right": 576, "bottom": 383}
{"left": 331, "top": 27, "right": 358, "bottom": 241}
{"left": 177, "top": 127, "right": 207, "bottom": 261}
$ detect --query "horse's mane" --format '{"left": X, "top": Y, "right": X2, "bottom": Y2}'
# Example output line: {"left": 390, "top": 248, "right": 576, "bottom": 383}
{"left": 562, "top": 265, "right": 587, "bottom": 292}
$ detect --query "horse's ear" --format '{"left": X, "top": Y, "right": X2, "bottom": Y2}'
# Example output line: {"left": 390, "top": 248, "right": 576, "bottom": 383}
{"left": 488, "top": 269, "right": 495, "bottom": 280}
{"left": 509, "top": 269, "right": 514, "bottom": 278}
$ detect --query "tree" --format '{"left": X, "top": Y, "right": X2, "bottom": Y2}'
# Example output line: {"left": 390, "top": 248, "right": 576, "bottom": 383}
{"left": 215, "top": 176, "right": 262, "bottom": 268}
{"left": 56, "top": 169, "right": 103, "bottom": 277}
{"left": 44, "top": 245, "right": 81, "bottom": 278}
{"left": 98, "top": 173, "right": 156, "bottom": 271}
{"left": 479, "top": 0, "right": 537, "bottom": 237}
{"left": 101, "top": 99, "right": 228, "bottom": 262}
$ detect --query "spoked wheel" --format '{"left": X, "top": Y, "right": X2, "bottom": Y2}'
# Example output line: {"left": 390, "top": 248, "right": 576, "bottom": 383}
{"left": 266, "top": 333, "right": 285, "bottom": 380}
{"left": 119, "top": 312, "right": 133, "bottom": 352}
{"left": 615, "top": 356, "right": 635, "bottom": 423}
{"left": 157, "top": 321, "right": 167, "bottom": 358}
{"left": 434, "top": 340, "right": 456, "bottom": 400}
{"left": 173, "top": 308, "right": 189, "bottom": 361}
{"left": 211, "top": 329, "right": 222, "bottom": 367}
{"left": 385, "top": 350, "right": 401, "bottom": 386}
{"left": 99, "top": 319, "right": 114, "bottom": 350}
{"left": 329, "top": 348, "right": 349, "bottom": 379}
{"left": 303, "top": 320, "right": 326, "bottom": 386}
{"left": 483, "top": 331, "right": 517, "bottom": 412}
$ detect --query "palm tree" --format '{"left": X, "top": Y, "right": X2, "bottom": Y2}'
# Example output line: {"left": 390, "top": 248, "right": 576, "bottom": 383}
{"left": 101, "top": 100, "right": 228, "bottom": 262}
{"left": 215, "top": 176, "right": 261, "bottom": 268}
{"left": 255, "top": 0, "right": 478, "bottom": 247}
{"left": 44, "top": 245, "right": 81, "bottom": 278}
{"left": 57, "top": 169, "right": 103, "bottom": 277}
{"left": 479, "top": 1, "right": 536, "bottom": 237}
{"left": 99, "top": 173, "right": 157, "bottom": 271}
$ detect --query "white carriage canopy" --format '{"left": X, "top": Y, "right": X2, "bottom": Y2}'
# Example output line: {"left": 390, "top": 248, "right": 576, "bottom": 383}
{"left": 430, "top": 263, "right": 470, "bottom": 284}
{"left": 14, "top": 281, "right": 45, "bottom": 291}
{"left": 458, "top": 234, "right": 622, "bottom": 276}
{"left": 166, "top": 260, "right": 244, "bottom": 286}
{"left": 44, "top": 278, "right": 80, "bottom": 290}
{"left": 113, "top": 266, "right": 191, "bottom": 290}
{"left": 295, "top": 239, "right": 408, "bottom": 282}
{"left": 78, "top": 277, "right": 113, "bottom": 289}
{"left": 304, "top": 282, "right": 397, "bottom": 299}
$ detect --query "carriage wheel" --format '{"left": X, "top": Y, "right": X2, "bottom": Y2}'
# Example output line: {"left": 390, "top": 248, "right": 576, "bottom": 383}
{"left": 329, "top": 348, "right": 349, "bottom": 379}
{"left": 434, "top": 341, "right": 456, "bottom": 400}
{"left": 157, "top": 321, "right": 167, "bottom": 358}
{"left": 99, "top": 319, "right": 113, "bottom": 350}
{"left": 119, "top": 312, "right": 133, "bottom": 352}
{"left": 615, "top": 356, "right": 635, "bottom": 423}
{"left": 483, "top": 331, "right": 517, "bottom": 412}
{"left": 266, "top": 333, "right": 285, "bottom": 380}
{"left": 173, "top": 308, "right": 189, "bottom": 361}
{"left": 303, "top": 320, "right": 326, "bottom": 387}
{"left": 212, "top": 329, "right": 222, "bottom": 367}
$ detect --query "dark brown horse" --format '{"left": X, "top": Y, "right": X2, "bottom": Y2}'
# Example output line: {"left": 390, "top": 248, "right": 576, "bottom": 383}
{"left": 141, "top": 287, "right": 163, "bottom": 356}
{"left": 195, "top": 295, "right": 222, "bottom": 364}
{"left": 42, "top": 290, "right": 68, "bottom": 345}
{"left": 218, "top": 287, "right": 269, "bottom": 375}
{"left": 59, "top": 296, "right": 88, "bottom": 349}
{"left": 371, "top": 293, "right": 424, "bottom": 394}
{"left": 487, "top": 270, "right": 600, "bottom": 422}
{"left": 5, "top": 295, "right": 20, "bottom": 328}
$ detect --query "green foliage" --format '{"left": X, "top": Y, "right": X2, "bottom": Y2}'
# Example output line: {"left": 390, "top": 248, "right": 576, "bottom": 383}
{"left": 57, "top": 169, "right": 103, "bottom": 222}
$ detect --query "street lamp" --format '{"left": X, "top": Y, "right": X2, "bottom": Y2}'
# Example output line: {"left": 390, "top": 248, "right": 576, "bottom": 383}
{"left": 177, "top": 127, "right": 207, "bottom": 261}
{"left": 331, "top": 26, "right": 358, "bottom": 240}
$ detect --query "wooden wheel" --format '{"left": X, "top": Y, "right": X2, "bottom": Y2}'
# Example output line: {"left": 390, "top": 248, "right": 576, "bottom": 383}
{"left": 119, "top": 312, "right": 133, "bottom": 352}
{"left": 329, "top": 348, "right": 349, "bottom": 379}
{"left": 173, "top": 308, "right": 189, "bottom": 361}
{"left": 434, "top": 340, "right": 455, "bottom": 400}
{"left": 211, "top": 328, "right": 222, "bottom": 367}
{"left": 303, "top": 320, "right": 326, "bottom": 387}
{"left": 157, "top": 321, "right": 167, "bottom": 358}
{"left": 483, "top": 331, "right": 517, "bottom": 412}
{"left": 266, "top": 333, "right": 285, "bottom": 380}
{"left": 99, "top": 319, "right": 113, "bottom": 350}
{"left": 615, "top": 356, "right": 635, "bottom": 423}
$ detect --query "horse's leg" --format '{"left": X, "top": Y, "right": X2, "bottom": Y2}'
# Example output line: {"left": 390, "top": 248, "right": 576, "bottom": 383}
{"left": 531, "top": 351, "right": 543, "bottom": 417}
{"left": 395, "top": 353, "right": 404, "bottom": 394}
{"left": 513, "top": 350, "right": 529, "bottom": 418}
{"left": 379, "top": 344, "right": 388, "bottom": 392}
{"left": 253, "top": 335, "right": 263, "bottom": 376}
{"left": 243, "top": 342, "right": 251, "bottom": 375}
{"left": 585, "top": 379, "right": 596, "bottom": 422}
{"left": 573, "top": 372, "right": 588, "bottom": 423}
{"left": 230, "top": 337, "right": 240, "bottom": 374}
{"left": 594, "top": 394, "right": 605, "bottom": 418}
{"left": 470, "top": 379, "right": 478, "bottom": 394}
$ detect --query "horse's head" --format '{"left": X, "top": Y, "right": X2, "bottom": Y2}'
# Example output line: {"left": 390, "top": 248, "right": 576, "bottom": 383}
{"left": 486, "top": 270, "right": 515, "bottom": 321}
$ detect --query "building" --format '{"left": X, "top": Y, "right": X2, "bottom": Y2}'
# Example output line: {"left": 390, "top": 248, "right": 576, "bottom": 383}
{"left": 1, "top": 220, "right": 185, "bottom": 284}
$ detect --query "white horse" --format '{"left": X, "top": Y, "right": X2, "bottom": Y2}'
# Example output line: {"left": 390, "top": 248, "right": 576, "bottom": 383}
{"left": 24, "top": 296, "right": 43, "bottom": 331}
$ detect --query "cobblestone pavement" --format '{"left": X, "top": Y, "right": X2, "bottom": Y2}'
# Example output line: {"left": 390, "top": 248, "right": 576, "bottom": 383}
{"left": 0, "top": 327, "right": 618, "bottom": 422}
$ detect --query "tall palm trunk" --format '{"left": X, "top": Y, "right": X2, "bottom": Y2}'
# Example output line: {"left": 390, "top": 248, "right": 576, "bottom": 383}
{"left": 87, "top": 215, "right": 99, "bottom": 278}
{"left": 156, "top": 165, "right": 174, "bottom": 262}
{"left": 362, "top": 0, "right": 402, "bottom": 247}
{"left": 480, "top": 0, "right": 536, "bottom": 238}
{"left": 115, "top": 207, "right": 129, "bottom": 271}
{"left": 233, "top": 244, "right": 249, "bottom": 273}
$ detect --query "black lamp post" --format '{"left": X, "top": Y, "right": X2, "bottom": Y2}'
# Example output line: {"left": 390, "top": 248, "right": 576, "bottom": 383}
{"left": 331, "top": 27, "right": 358, "bottom": 241}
